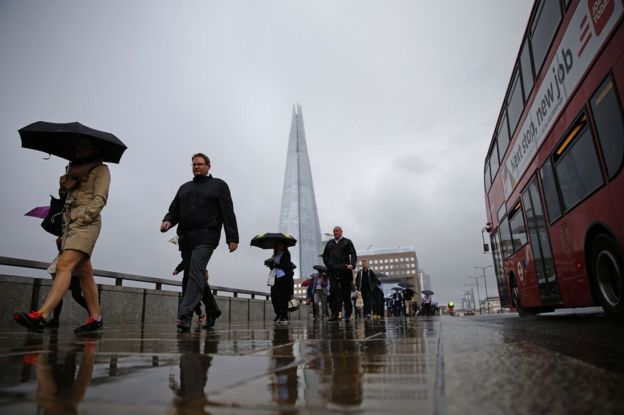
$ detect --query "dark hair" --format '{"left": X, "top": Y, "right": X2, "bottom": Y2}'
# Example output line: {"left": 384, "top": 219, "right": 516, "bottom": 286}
{"left": 192, "top": 153, "right": 210, "bottom": 165}
{"left": 273, "top": 241, "right": 288, "bottom": 256}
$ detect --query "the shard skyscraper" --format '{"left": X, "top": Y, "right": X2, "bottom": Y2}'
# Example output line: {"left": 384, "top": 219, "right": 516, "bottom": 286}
{"left": 279, "top": 104, "right": 323, "bottom": 278}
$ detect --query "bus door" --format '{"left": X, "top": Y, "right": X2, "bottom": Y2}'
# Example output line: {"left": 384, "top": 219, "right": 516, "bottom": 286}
{"left": 521, "top": 176, "right": 561, "bottom": 305}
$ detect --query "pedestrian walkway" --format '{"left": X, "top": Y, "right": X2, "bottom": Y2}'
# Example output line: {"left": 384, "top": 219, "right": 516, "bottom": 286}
{"left": 0, "top": 317, "right": 441, "bottom": 414}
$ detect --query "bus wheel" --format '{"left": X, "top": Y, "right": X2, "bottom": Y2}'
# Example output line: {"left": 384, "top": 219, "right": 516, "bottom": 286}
{"left": 590, "top": 234, "right": 624, "bottom": 318}
{"left": 510, "top": 275, "right": 536, "bottom": 317}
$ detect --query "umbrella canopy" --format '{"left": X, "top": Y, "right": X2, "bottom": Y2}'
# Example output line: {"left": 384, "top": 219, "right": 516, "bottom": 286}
{"left": 24, "top": 205, "right": 50, "bottom": 219}
{"left": 313, "top": 264, "right": 328, "bottom": 273}
{"left": 422, "top": 289, "right": 434, "bottom": 296}
{"left": 19, "top": 121, "right": 127, "bottom": 163}
{"left": 250, "top": 232, "right": 297, "bottom": 250}
{"left": 398, "top": 282, "right": 416, "bottom": 288}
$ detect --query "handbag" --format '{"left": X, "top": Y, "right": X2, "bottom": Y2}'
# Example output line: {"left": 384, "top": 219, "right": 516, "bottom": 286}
{"left": 41, "top": 194, "right": 66, "bottom": 237}
{"left": 266, "top": 268, "right": 276, "bottom": 286}
{"left": 288, "top": 299, "right": 299, "bottom": 312}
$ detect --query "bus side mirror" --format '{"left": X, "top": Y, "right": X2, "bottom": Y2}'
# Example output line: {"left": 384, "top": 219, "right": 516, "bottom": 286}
{"left": 483, "top": 243, "right": 489, "bottom": 252}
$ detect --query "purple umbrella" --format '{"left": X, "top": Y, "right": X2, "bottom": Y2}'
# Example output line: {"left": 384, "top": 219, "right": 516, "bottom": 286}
{"left": 25, "top": 205, "right": 50, "bottom": 219}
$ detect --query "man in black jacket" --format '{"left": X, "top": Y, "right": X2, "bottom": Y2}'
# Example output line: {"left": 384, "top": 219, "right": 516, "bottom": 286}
{"left": 355, "top": 259, "right": 379, "bottom": 319}
{"left": 161, "top": 153, "right": 239, "bottom": 332}
{"left": 322, "top": 226, "right": 357, "bottom": 321}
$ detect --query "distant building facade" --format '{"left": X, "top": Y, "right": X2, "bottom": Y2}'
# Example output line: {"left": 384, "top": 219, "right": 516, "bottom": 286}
{"left": 419, "top": 271, "right": 432, "bottom": 292}
{"left": 356, "top": 247, "right": 420, "bottom": 299}
{"left": 279, "top": 104, "right": 323, "bottom": 281}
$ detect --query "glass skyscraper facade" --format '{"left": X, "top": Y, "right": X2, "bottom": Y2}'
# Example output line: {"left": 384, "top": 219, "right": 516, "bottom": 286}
{"left": 279, "top": 104, "right": 323, "bottom": 278}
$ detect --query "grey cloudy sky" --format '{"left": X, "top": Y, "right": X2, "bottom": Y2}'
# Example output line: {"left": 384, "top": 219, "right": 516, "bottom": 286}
{"left": 0, "top": 0, "right": 533, "bottom": 306}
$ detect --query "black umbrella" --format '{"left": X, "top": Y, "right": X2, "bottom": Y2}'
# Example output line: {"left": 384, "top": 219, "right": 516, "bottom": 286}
{"left": 250, "top": 232, "right": 297, "bottom": 250}
{"left": 422, "top": 289, "right": 434, "bottom": 296}
{"left": 313, "top": 264, "right": 328, "bottom": 273}
{"left": 19, "top": 121, "right": 127, "bottom": 163}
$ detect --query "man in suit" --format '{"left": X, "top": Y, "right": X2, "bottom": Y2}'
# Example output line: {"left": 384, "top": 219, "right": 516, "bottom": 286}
{"left": 322, "top": 226, "right": 357, "bottom": 321}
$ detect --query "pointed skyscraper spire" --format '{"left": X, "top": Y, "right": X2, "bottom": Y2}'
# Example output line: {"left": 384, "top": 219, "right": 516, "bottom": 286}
{"left": 279, "top": 104, "right": 323, "bottom": 278}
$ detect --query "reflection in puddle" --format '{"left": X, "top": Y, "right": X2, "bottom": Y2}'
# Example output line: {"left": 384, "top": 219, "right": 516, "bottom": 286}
{"left": 0, "top": 318, "right": 439, "bottom": 413}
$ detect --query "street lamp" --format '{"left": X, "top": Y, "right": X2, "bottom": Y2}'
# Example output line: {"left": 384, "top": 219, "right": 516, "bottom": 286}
{"left": 468, "top": 277, "right": 482, "bottom": 314}
{"left": 475, "top": 265, "right": 493, "bottom": 314}
{"left": 463, "top": 284, "right": 477, "bottom": 314}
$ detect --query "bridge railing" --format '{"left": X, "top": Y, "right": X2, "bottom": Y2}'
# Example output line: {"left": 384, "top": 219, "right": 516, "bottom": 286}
{"left": 0, "top": 256, "right": 270, "bottom": 300}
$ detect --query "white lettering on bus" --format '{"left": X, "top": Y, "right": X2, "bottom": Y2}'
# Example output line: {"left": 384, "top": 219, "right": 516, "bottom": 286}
{"left": 500, "top": 0, "right": 623, "bottom": 198}
{"left": 593, "top": 0, "right": 611, "bottom": 24}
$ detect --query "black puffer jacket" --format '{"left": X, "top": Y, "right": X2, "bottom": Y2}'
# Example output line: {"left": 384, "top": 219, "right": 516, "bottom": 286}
{"left": 163, "top": 174, "right": 239, "bottom": 250}
{"left": 322, "top": 237, "right": 357, "bottom": 270}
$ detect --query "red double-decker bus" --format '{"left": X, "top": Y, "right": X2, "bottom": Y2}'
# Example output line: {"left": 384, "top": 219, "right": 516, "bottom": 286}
{"left": 484, "top": 0, "right": 624, "bottom": 317}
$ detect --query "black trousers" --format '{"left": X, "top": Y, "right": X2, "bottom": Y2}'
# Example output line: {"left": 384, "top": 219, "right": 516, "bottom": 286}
{"left": 329, "top": 269, "right": 353, "bottom": 318}
{"left": 271, "top": 276, "right": 293, "bottom": 319}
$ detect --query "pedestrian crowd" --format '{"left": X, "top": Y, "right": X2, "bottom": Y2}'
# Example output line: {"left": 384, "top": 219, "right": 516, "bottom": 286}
{"left": 15, "top": 146, "right": 434, "bottom": 333}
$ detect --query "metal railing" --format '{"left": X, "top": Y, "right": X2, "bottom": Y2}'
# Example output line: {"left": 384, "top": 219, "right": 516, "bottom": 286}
{"left": 0, "top": 256, "right": 270, "bottom": 300}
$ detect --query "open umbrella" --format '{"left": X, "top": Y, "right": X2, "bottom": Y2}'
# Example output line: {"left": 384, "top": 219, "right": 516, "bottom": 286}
{"left": 398, "top": 282, "right": 415, "bottom": 288}
{"left": 24, "top": 205, "right": 50, "bottom": 219}
{"left": 19, "top": 121, "right": 127, "bottom": 163}
{"left": 250, "top": 232, "right": 297, "bottom": 250}
{"left": 313, "top": 264, "right": 328, "bottom": 273}
{"left": 422, "top": 289, "right": 434, "bottom": 296}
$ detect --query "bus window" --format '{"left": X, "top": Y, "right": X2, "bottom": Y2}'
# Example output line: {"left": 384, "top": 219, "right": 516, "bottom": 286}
{"left": 497, "top": 203, "right": 506, "bottom": 223}
{"left": 530, "top": 0, "right": 562, "bottom": 75}
{"left": 539, "top": 158, "right": 562, "bottom": 223}
{"left": 499, "top": 217, "right": 513, "bottom": 259}
{"left": 589, "top": 76, "right": 624, "bottom": 179}
{"left": 497, "top": 113, "right": 510, "bottom": 160}
{"left": 522, "top": 177, "right": 557, "bottom": 285}
{"left": 490, "top": 231, "right": 510, "bottom": 307}
{"left": 490, "top": 141, "right": 500, "bottom": 179}
{"left": 509, "top": 202, "right": 528, "bottom": 251}
{"left": 507, "top": 68, "right": 525, "bottom": 134}
{"left": 554, "top": 118, "right": 604, "bottom": 211}
{"left": 519, "top": 38, "right": 534, "bottom": 101}
{"left": 485, "top": 161, "right": 492, "bottom": 193}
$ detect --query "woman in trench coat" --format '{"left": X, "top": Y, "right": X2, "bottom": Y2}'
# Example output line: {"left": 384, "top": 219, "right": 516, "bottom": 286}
{"left": 15, "top": 138, "right": 110, "bottom": 333}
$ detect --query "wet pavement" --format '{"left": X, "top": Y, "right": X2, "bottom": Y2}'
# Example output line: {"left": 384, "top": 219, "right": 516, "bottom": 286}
{"left": 0, "top": 317, "right": 439, "bottom": 415}
{"left": 0, "top": 315, "right": 623, "bottom": 414}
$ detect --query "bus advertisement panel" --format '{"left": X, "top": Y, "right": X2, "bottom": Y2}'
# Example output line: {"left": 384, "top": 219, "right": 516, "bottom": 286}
{"left": 484, "top": 0, "right": 624, "bottom": 318}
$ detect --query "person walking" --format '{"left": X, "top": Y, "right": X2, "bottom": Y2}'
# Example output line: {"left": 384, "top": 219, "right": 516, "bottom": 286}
{"left": 161, "top": 153, "right": 238, "bottom": 333}
{"left": 322, "top": 226, "right": 357, "bottom": 322}
{"left": 311, "top": 269, "right": 330, "bottom": 320}
{"left": 265, "top": 240, "right": 295, "bottom": 322}
{"left": 355, "top": 259, "right": 380, "bottom": 320}
{"left": 172, "top": 262, "right": 222, "bottom": 328}
{"left": 15, "top": 139, "right": 109, "bottom": 333}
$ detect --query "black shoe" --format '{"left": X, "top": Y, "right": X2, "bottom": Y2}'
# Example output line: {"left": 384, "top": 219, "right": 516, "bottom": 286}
{"left": 273, "top": 315, "right": 280, "bottom": 322}
{"left": 176, "top": 324, "right": 190, "bottom": 333}
{"left": 327, "top": 315, "right": 340, "bottom": 322}
{"left": 45, "top": 318, "right": 60, "bottom": 329}
{"left": 74, "top": 317, "right": 103, "bottom": 334}
{"left": 14, "top": 311, "right": 46, "bottom": 332}
{"left": 202, "top": 315, "right": 217, "bottom": 329}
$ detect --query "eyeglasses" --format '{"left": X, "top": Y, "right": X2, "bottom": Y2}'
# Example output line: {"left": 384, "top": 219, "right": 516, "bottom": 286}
{"left": 191, "top": 163, "right": 206, "bottom": 167}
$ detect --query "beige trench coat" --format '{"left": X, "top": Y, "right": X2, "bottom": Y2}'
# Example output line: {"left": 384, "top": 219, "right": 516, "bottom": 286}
{"left": 61, "top": 164, "right": 110, "bottom": 257}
